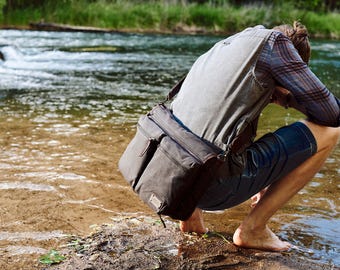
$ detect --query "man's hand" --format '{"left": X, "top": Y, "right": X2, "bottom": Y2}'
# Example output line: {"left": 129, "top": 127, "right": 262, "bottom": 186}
{"left": 271, "top": 86, "right": 307, "bottom": 114}
{"left": 271, "top": 86, "right": 292, "bottom": 108}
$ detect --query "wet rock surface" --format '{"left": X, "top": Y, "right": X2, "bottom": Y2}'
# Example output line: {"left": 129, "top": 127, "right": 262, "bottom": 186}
{"left": 45, "top": 215, "right": 337, "bottom": 270}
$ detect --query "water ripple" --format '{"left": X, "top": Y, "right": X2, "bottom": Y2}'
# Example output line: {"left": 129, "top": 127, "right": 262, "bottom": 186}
{"left": 0, "top": 181, "right": 56, "bottom": 192}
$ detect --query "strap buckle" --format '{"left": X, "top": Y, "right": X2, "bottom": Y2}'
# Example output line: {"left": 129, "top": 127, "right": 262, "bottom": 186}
{"left": 217, "top": 148, "right": 230, "bottom": 162}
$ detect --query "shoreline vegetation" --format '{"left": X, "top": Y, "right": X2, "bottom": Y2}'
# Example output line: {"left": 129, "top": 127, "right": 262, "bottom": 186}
{"left": 0, "top": 0, "right": 339, "bottom": 38}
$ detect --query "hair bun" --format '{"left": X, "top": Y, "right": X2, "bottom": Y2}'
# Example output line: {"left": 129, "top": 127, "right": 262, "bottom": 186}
{"left": 272, "top": 21, "right": 311, "bottom": 64}
{"left": 293, "top": 21, "right": 309, "bottom": 38}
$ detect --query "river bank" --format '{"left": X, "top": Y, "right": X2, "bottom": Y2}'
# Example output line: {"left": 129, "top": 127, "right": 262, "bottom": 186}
{"left": 0, "top": 22, "right": 221, "bottom": 36}
{"left": 0, "top": 1, "right": 339, "bottom": 39}
{"left": 46, "top": 216, "right": 338, "bottom": 270}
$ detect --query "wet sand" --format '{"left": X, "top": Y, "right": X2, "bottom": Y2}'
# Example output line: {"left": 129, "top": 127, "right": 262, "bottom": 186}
{"left": 0, "top": 115, "right": 146, "bottom": 269}
{"left": 0, "top": 115, "right": 338, "bottom": 269}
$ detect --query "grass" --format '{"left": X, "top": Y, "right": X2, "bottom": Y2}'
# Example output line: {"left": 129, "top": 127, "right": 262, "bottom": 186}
{"left": 0, "top": 0, "right": 5, "bottom": 22}
{"left": 303, "top": 11, "right": 340, "bottom": 38}
{"left": 1, "top": 0, "right": 339, "bottom": 38}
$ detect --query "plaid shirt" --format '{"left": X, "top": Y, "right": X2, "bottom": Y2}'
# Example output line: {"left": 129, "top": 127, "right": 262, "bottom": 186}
{"left": 257, "top": 31, "right": 340, "bottom": 127}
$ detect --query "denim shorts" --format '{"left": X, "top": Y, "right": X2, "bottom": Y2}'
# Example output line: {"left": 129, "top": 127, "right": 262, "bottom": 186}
{"left": 197, "top": 121, "right": 317, "bottom": 211}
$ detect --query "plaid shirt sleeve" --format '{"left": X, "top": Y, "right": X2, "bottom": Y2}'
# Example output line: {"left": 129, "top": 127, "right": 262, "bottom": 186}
{"left": 269, "top": 33, "right": 340, "bottom": 127}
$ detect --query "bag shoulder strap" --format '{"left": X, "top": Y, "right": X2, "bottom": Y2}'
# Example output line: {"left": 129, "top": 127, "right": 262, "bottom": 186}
{"left": 166, "top": 75, "right": 186, "bottom": 101}
{"left": 161, "top": 76, "right": 229, "bottom": 161}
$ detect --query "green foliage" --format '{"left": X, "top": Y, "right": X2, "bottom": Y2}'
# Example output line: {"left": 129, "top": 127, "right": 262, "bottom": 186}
{"left": 303, "top": 11, "right": 340, "bottom": 38}
{"left": 187, "top": 4, "right": 224, "bottom": 27}
{"left": 0, "top": 0, "right": 5, "bottom": 21}
{"left": 277, "top": 0, "right": 339, "bottom": 12}
{"left": 2, "top": 6, "right": 42, "bottom": 24}
{"left": 39, "top": 249, "right": 66, "bottom": 265}
{"left": 1, "top": 0, "right": 339, "bottom": 38}
{"left": 161, "top": 4, "right": 183, "bottom": 29}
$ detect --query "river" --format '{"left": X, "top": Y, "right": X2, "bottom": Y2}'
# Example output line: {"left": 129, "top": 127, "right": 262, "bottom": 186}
{"left": 0, "top": 29, "right": 339, "bottom": 268}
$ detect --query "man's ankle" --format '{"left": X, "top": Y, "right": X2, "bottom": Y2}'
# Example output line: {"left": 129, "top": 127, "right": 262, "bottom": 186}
{"left": 179, "top": 208, "right": 207, "bottom": 234}
{"left": 239, "top": 217, "right": 267, "bottom": 233}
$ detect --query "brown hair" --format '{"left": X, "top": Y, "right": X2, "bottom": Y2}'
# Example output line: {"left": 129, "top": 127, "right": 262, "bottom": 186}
{"left": 273, "top": 21, "right": 311, "bottom": 64}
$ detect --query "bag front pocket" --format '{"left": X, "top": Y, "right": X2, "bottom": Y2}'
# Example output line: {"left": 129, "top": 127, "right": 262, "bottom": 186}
{"left": 118, "top": 115, "right": 164, "bottom": 188}
{"left": 135, "top": 136, "right": 201, "bottom": 219}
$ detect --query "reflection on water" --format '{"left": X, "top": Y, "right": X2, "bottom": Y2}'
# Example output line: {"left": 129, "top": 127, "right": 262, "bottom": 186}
{"left": 0, "top": 30, "right": 339, "bottom": 267}
{"left": 282, "top": 217, "right": 340, "bottom": 264}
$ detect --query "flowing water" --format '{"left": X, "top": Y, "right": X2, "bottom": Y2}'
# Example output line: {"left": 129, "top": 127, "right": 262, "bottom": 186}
{"left": 0, "top": 30, "right": 339, "bottom": 268}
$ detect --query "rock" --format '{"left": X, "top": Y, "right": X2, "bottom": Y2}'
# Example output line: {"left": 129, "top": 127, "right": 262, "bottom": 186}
{"left": 46, "top": 215, "right": 335, "bottom": 270}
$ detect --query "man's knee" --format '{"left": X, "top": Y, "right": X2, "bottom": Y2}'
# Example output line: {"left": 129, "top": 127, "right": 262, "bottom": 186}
{"left": 301, "top": 120, "right": 340, "bottom": 151}
{"left": 325, "top": 127, "right": 340, "bottom": 148}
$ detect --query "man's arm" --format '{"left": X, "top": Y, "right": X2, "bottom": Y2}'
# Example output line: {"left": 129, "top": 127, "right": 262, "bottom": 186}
{"left": 270, "top": 34, "right": 340, "bottom": 127}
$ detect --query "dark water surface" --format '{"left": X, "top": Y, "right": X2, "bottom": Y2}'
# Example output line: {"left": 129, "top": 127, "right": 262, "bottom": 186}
{"left": 0, "top": 30, "right": 339, "bottom": 267}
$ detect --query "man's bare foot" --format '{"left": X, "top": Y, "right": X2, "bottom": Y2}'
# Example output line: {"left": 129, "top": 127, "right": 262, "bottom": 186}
{"left": 233, "top": 225, "right": 291, "bottom": 252}
{"left": 180, "top": 208, "right": 208, "bottom": 234}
